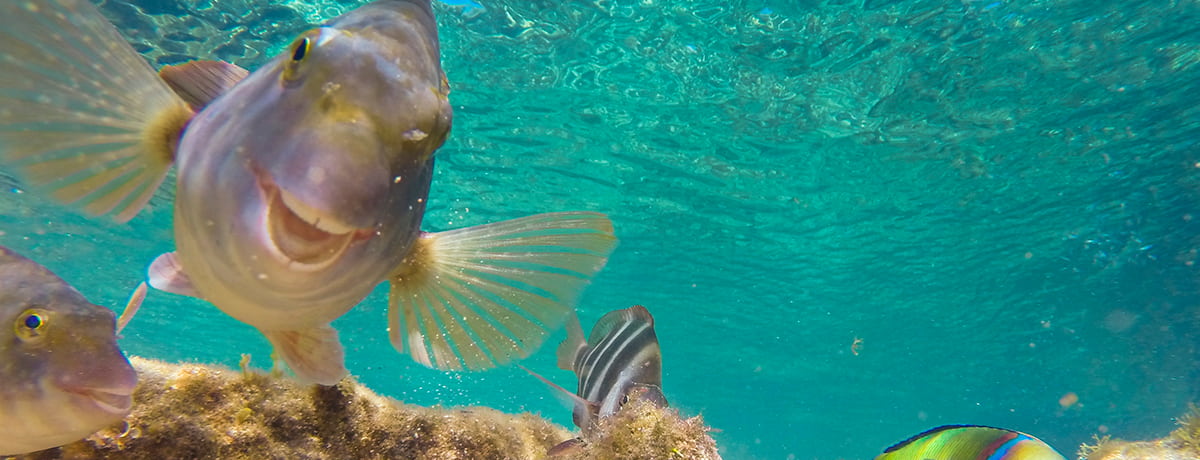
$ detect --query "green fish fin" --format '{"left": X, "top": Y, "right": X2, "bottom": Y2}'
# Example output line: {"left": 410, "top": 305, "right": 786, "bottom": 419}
{"left": 159, "top": 60, "right": 250, "bottom": 111}
{"left": 147, "top": 252, "right": 201, "bottom": 298}
{"left": 556, "top": 311, "right": 587, "bottom": 371}
{"left": 387, "top": 211, "right": 618, "bottom": 371}
{"left": 0, "top": 0, "right": 192, "bottom": 222}
{"left": 262, "top": 326, "right": 348, "bottom": 386}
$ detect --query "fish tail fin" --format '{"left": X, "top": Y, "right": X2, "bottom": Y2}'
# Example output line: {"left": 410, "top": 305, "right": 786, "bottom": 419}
{"left": 387, "top": 211, "right": 617, "bottom": 371}
{"left": 262, "top": 326, "right": 348, "bottom": 386}
{"left": 556, "top": 311, "right": 587, "bottom": 371}
{"left": 0, "top": 0, "right": 192, "bottom": 222}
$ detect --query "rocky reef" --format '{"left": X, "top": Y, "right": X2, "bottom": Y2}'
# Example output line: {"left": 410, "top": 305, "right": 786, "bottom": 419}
{"left": 8, "top": 357, "right": 719, "bottom": 460}
{"left": 1079, "top": 406, "right": 1200, "bottom": 460}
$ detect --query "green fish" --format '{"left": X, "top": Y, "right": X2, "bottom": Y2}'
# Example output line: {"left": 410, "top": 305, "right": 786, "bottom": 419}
{"left": 0, "top": 0, "right": 617, "bottom": 385}
{"left": 0, "top": 246, "right": 137, "bottom": 455}
{"left": 876, "top": 425, "right": 1067, "bottom": 460}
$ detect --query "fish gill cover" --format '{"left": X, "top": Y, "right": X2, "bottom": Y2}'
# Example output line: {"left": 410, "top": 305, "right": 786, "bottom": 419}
{"left": 0, "top": 0, "right": 1197, "bottom": 459}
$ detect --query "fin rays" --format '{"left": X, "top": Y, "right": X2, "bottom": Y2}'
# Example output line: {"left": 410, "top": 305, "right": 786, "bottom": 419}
{"left": 388, "top": 212, "right": 617, "bottom": 371}
{"left": 0, "top": 0, "right": 189, "bottom": 222}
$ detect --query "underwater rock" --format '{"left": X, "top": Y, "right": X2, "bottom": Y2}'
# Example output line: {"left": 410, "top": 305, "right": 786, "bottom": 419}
{"left": 1078, "top": 406, "right": 1200, "bottom": 460}
{"left": 552, "top": 398, "right": 722, "bottom": 460}
{"left": 8, "top": 357, "right": 718, "bottom": 460}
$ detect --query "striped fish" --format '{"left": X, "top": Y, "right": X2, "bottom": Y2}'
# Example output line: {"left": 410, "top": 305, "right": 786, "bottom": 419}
{"left": 521, "top": 305, "right": 667, "bottom": 440}
{"left": 875, "top": 425, "right": 1067, "bottom": 460}
{"left": 559, "top": 305, "right": 667, "bottom": 433}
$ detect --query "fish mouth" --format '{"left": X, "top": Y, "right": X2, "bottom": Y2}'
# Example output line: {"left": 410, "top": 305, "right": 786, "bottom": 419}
{"left": 65, "top": 388, "right": 134, "bottom": 416}
{"left": 259, "top": 173, "right": 374, "bottom": 271}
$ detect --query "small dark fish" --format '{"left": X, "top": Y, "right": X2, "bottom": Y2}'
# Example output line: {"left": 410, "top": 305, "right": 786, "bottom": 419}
{"left": 876, "top": 425, "right": 1067, "bottom": 460}
{"left": 0, "top": 246, "right": 138, "bottom": 455}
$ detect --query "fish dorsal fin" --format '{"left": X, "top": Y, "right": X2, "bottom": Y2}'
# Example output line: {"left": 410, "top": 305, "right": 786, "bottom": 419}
{"left": 386, "top": 211, "right": 617, "bottom": 372}
{"left": 587, "top": 305, "right": 655, "bottom": 345}
{"left": 556, "top": 312, "right": 587, "bottom": 371}
{"left": 159, "top": 61, "right": 250, "bottom": 111}
{"left": 882, "top": 424, "right": 1004, "bottom": 453}
{"left": 147, "top": 252, "right": 201, "bottom": 298}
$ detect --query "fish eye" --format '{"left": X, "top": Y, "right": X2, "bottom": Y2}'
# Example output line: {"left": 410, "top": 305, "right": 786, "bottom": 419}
{"left": 281, "top": 31, "right": 320, "bottom": 83}
{"left": 291, "top": 37, "right": 310, "bottom": 62}
{"left": 15, "top": 308, "right": 48, "bottom": 340}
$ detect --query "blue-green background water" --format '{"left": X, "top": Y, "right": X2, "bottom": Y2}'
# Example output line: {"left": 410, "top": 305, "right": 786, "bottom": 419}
{"left": 2, "top": 0, "right": 1199, "bottom": 458}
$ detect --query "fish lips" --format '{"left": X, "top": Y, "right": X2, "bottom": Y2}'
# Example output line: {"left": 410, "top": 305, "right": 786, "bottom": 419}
{"left": 65, "top": 387, "right": 134, "bottom": 416}
{"left": 56, "top": 368, "right": 138, "bottom": 416}
{"left": 255, "top": 167, "right": 377, "bottom": 271}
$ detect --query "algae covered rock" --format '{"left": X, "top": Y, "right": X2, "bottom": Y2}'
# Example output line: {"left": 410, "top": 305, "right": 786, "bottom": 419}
{"left": 8, "top": 357, "right": 719, "bottom": 459}
{"left": 1078, "top": 406, "right": 1200, "bottom": 460}
{"left": 554, "top": 398, "right": 722, "bottom": 460}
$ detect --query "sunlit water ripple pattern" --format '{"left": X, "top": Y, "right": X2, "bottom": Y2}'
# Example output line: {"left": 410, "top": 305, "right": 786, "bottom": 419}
{"left": 1, "top": 0, "right": 1198, "bottom": 458}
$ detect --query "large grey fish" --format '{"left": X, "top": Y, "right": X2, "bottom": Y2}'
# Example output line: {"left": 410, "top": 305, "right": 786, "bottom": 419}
{"left": 0, "top": 246, "right": 138, "bottom": 455}
{"left": 523, "top": 304, "right": 667, "bottom": 450}
{"left": 0, "top": 0, "right": 617, "bottom": 385}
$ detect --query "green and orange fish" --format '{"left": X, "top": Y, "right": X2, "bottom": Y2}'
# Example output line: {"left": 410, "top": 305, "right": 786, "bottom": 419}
{"left": 876, "top": 425, "right": 1067, "bottom": 460}
{"left": 0, "top": 0, "right": 617, "bottom": 385}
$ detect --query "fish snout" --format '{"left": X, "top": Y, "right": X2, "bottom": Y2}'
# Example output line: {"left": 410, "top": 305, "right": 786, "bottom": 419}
{"left": 54, "top": 354, "right": 138, "bottom": 416}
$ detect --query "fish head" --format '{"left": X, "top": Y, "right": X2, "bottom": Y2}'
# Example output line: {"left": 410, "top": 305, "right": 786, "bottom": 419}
{"left": 623, "top": 383, "right": 668, "bottom": 409}
{"left": 248, "top": 16, "right": 451, "bottom": 270}
{"left": 169, "top": 0, "right": 453, "bottom": 323}
{"left": 0, "top": 253, "right": 137, "bottom": 454}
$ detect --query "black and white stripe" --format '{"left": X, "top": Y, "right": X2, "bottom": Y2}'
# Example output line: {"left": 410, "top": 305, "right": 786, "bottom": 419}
{"left": 564, "top": 305, "right": 664, "bottom": 431}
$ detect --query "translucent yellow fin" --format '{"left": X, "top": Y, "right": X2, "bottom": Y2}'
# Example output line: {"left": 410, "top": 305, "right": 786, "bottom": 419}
{"left": 388, "top": 211, "right": 618, "bottom": 371}
{"left": 0, "top": 0, "right": 193, "bottom": 222}
{"left": 262, "top": 326, "right": 348, "bottom": 386}
{"left": 115, "top": 281, "right": 147, "bottom": 334}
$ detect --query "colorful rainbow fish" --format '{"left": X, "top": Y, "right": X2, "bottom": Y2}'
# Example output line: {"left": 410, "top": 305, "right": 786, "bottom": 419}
{"left": 875, "top": 425, "right": 1067, "bottom": 460}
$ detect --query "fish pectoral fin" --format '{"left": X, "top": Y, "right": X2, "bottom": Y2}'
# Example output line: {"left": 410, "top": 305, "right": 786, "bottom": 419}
{"left": 262, "top": 326, "right": 348, "bottom": 386}
{"left": 386, "top": 211, "right": 618, "bottom": 372}
{"left": 147, "top": 252, "right": 202, "bottom": 298}
{"left": 115, "top": 282, "right": 148, "bottom": 334}
{"left": 160, "top": 61, "right": 251, "bottom": 111}
{"left": 0, "top": 0, "right": 191, "bottom": 222}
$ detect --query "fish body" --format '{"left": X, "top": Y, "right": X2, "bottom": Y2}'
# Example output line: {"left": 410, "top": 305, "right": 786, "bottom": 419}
{"left": 552, "top": 305, "right": 666, "bottom": 435}
{"left": 875, "top": 425, "right": 1067, "bottom": 460}
{"left": 0, "top": 246, "right": 138, "bottom": 455}
{"left": 0, "top": 0, "right": 617, "bottom": 385}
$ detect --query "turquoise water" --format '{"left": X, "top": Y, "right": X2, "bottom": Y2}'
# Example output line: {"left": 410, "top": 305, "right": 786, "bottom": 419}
{"left": 2, "top": 0, "right": 1199, "bottom": 459}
